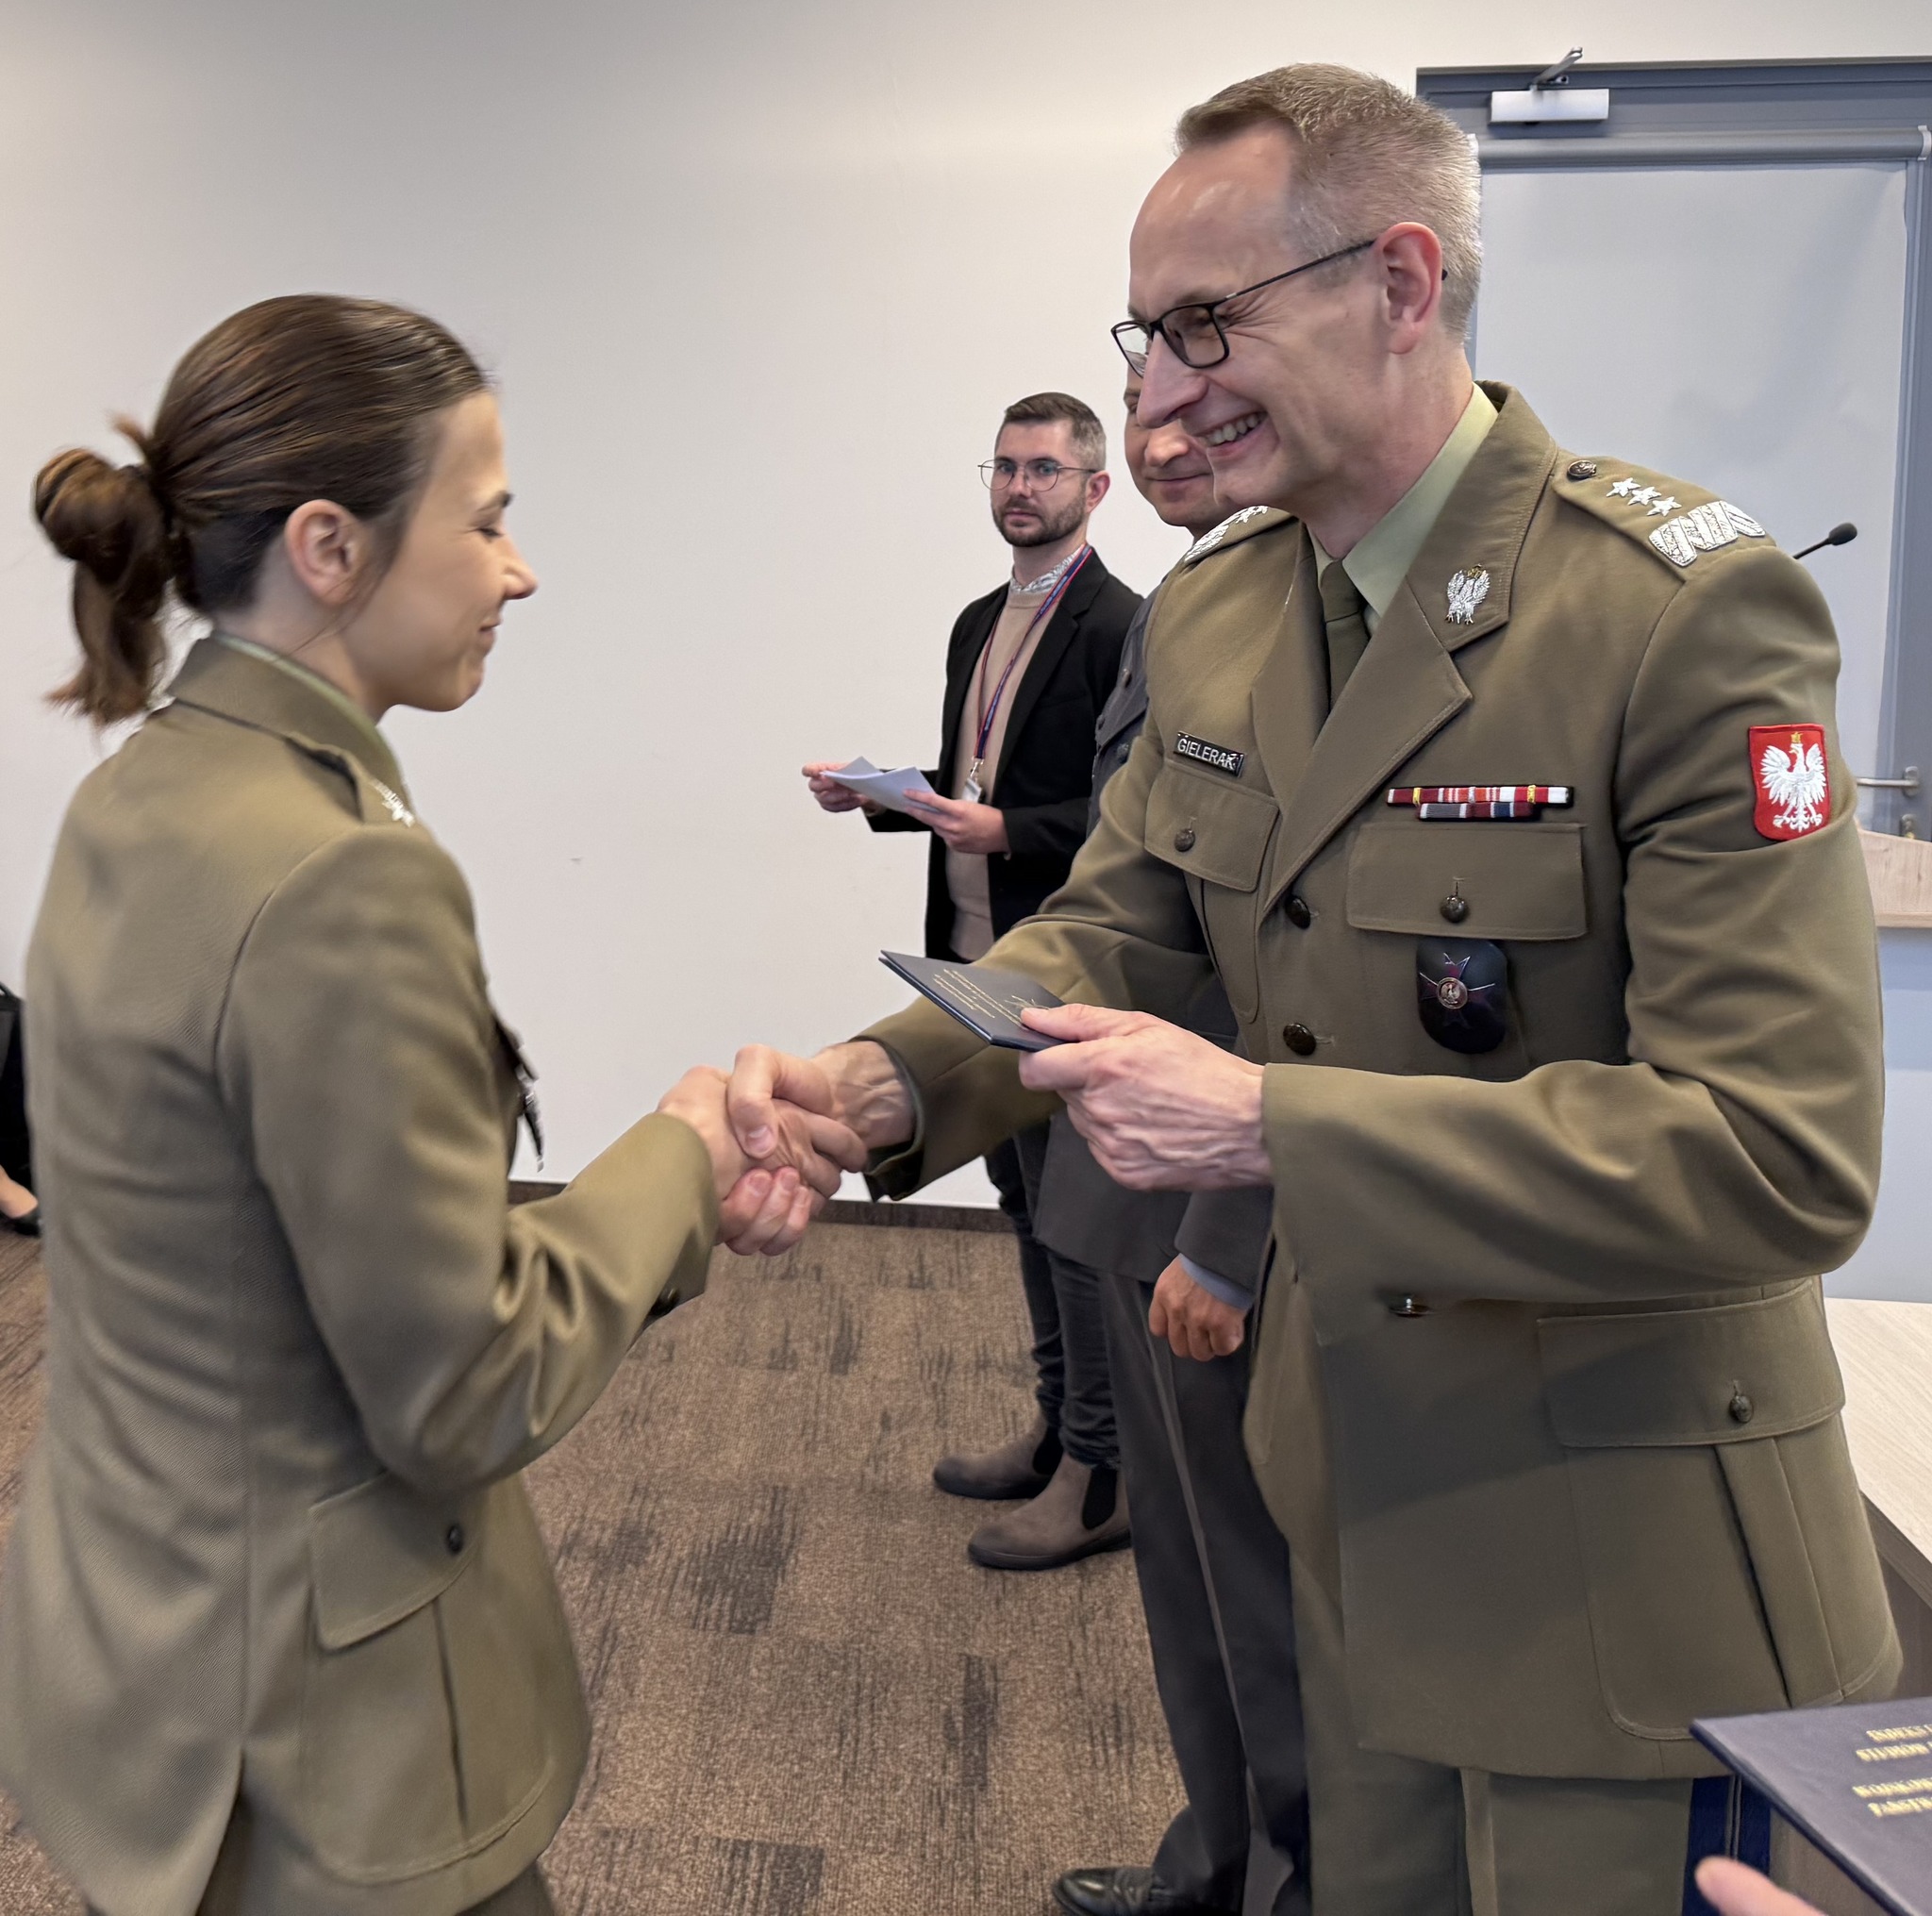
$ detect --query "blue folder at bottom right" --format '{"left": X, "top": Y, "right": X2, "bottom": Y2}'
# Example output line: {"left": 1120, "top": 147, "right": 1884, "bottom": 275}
{"left": 1692, "top": 1694, "right": 1932, "bottom": 1916}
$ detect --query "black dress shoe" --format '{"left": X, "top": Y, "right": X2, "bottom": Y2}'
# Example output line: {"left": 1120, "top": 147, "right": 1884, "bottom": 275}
{"left": 0, "top": 1204, "right": 38, "bottom": 1238}
{"left": 1052, "top": 1865, "right": 1235, "bottom": 1916}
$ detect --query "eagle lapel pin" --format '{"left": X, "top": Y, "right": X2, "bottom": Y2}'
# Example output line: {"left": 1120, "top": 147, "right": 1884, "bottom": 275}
{"left": 1445, "top": 568, "right": 1491, "bottom": 625}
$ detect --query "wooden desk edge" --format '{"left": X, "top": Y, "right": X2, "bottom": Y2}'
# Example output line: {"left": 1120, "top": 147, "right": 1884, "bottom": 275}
{"left": 1860, "top": 827, "right": 1932, "bottom": 926}
{"left": 1865, "top": 1496, "right": 1932, "bottom": 1614}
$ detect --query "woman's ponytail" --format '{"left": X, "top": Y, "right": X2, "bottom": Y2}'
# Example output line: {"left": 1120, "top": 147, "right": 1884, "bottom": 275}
{"left": 33, "top": 425, "right": 173, "bottom": 725}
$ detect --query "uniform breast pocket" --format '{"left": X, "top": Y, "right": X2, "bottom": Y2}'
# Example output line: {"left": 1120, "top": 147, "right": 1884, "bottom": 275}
{"left": 300, "top": 1472, "right": 554, "bottom": 1881}
{"left": 1346, "top": 823, "right": 1586, "bottom": 1068}
{"left": 1145, "top": 763, "right": 1278, "bottom": 1021}
{"left": 1539, "top": 1284, "right": 1895, "bottom": 1740}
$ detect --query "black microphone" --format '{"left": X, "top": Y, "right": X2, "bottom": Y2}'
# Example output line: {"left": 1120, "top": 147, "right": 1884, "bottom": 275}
{"left": 1792, "top": 522, "right": 1857, "bottom": 560}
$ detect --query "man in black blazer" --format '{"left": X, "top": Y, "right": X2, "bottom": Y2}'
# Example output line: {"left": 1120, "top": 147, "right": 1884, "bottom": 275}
{"left": 806, "top": 391, "right": 1140, "bottom": 1570}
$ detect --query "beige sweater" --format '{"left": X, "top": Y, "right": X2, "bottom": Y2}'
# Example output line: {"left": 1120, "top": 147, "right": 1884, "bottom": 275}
{"left": 946, "top": 577, "right": 1062, "bottom": 957}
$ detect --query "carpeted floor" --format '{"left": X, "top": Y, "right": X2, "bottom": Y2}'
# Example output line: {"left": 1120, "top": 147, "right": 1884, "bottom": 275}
{"left": 0, "top": 1218, "right": 1181, "bottom": 1914}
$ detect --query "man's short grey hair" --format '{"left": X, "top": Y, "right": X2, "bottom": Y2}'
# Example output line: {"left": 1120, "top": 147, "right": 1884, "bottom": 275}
{"left": 1001, "top": 391, "right": 1107, "bottom": 472}
{"left": 1175, "top": 65, "right": 1482, "bottom": 340}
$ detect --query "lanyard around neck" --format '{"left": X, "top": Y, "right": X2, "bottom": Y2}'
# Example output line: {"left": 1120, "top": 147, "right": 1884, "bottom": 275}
{"left": 973, "top": 546, "right": 1091, "bottom": 761}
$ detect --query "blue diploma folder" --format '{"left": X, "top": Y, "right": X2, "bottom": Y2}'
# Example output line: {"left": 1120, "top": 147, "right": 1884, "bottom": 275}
{"left": 1694, "top": 1695, "right": 1932, "bottom": 1915}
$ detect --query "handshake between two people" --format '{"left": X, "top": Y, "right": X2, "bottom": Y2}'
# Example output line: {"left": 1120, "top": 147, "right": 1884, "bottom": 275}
{"left": 680, "top": 1002, "right": 1272, "bottom": 1277}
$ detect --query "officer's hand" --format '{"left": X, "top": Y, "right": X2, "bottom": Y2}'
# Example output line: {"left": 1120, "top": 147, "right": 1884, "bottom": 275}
{"left": 729, "top": 1041, "right": 914, "bottom": 1158}
{"left": 661, "top": 1064, "right": 863, "bottom": 1257}
{"left": 898, "top": 791, "right": 1008, "bottom": 854}
{"left": 803, "top": 761, "right": 874, "bottom": 814}
{"left": 1017, "top": 1004, "right": 1270, "bottom": 1190}
{"left": 1693, "top": 1860, "right": 1824, "bottom": 1916}
{"left": 1148, "top": 1258, "right": 1246, "bottom": 1361}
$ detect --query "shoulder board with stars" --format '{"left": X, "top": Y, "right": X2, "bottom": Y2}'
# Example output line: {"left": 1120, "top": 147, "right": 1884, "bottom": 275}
{"left": 1551, "top": 456, "right": 1774, "bottom": 572}
{"left": 1179, "top": 505, "right": 1292, "bottom": 568}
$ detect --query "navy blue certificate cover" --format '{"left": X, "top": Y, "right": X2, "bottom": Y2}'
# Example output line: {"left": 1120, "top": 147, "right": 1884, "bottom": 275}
{"left": 880, "top": 953, "right": 1066, "bottom": 1053}
{"left": 1693, "top": 1697, "right": 1932, "bottom": 1915}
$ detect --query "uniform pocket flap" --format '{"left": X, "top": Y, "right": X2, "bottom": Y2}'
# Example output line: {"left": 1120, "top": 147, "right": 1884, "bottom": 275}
{"left": 1346, "top": 822, "right": 1586, "bottom": 940}
{"left": 1145, "top": 762, "right": 1277, "bottom": 892}
{"left": 309, "top": 1472, "right": 480, "bottom": 1651}
{"left": 1540, "top": 1284, "right": 1843, "bottom": 1448}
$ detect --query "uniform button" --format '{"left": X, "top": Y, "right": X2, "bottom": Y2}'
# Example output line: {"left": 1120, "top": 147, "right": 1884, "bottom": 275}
{"left": 1567, "top": 458, "right": 1599, "bottom": 482}
{"left": 1282, "top": 1023, "right": 1316, "bottom": 1056}
{"left": 1390, "top": 1294, "right": 1430, "bottom": 1318}
{"left": 1115, "top": 741, "right": 1131, "bottom": 762}
{"left": 1728, "top": 1391, "right": 1754, "bottom": 1425}
{"left": 1440, "top": 893, "right": 1469, "bottom": 925}
{"left": 444, "top": 1523, "right": 466, "bottom": 1556}
{"left": 1285, "top": 894, "right": 1312, "bottom": 928}
{"left": 1174, "top": 827, "right": 1196, "bottom": 853}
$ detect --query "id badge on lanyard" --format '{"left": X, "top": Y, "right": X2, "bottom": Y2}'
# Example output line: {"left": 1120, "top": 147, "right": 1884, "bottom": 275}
{"left": 966, "top": 547, "right": 1091, "bottom": 807}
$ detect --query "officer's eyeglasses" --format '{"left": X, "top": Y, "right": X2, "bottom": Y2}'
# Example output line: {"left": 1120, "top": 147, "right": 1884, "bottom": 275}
{"left": 979, "top": 458, "right": 1098, "bottom": 492}
{"left": 1110, "top": 238, "right": 1378, "bottom": 374}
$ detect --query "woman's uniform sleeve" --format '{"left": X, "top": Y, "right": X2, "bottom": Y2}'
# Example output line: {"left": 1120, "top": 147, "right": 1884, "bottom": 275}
{"left": 218, "top": 825, "right": 718, "bottom": 1498}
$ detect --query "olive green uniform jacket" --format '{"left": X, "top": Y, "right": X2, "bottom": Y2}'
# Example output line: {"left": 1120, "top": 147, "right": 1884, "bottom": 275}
{"left": 0, "top": 640, "right": 717, "bottom": 1915}
{"left": 865, "top": 386, "right": 1898, "bottom": 1781}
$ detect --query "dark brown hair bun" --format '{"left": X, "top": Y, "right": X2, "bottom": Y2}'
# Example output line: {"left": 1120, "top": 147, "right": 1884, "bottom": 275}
{"left": 33, "top": 435, "right": 172, "bottom": 725}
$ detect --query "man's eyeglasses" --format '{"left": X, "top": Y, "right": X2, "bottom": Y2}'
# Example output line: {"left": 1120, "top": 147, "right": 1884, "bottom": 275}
{"left": 1110, "top": 238, "right": 1377, "bottom": 374}
{"left": 979, "top": 458, "right": 1097, "bottom": 492}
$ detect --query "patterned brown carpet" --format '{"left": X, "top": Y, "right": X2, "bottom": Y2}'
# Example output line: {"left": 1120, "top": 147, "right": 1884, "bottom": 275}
{"left": 0, "top": 1219, "right": 1180, "bottom": 1914}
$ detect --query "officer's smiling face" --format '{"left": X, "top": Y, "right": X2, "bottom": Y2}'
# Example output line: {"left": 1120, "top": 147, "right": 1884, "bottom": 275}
{"left": 341, "top": 392, "right": 539, "bottom": 714}
{"left": 1126, "top": 125, "right": 1406, "bottom": 520}
{"left": 1122, "top": 375, "right": 1217, "bottom": 534}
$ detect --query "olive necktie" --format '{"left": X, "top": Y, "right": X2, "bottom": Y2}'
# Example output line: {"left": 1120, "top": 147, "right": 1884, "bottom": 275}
{"left": 1319, "top": 559, "right": 1371, "bottom": 708}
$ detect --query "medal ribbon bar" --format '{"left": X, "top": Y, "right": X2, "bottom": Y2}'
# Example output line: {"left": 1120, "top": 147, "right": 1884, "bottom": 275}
{"left": 1418, "top": 800, "right": 1542, "bottom": 820}
{"left": 1387, "top": 785, "right": 1572, "bottom": 807}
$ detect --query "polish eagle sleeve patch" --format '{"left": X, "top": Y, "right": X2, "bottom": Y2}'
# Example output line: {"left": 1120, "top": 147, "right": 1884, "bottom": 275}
{"left": 1751, "top": 725, "right": 1830, "bottom": 840}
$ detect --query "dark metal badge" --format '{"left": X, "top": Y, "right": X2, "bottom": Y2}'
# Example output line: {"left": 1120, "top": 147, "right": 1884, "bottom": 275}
{"left": 1174, "top": 732, "right": 1245, "bottom": 777}
{"left": 494, "top": 1017, "right": 545, "bottom": 1165}
{"left": 1415, "top": 939, "right": 1508, "bottom": 1055}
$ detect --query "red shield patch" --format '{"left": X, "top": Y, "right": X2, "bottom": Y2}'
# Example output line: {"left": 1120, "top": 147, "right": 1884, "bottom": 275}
{"left": 1750, "top": 724, "right": 1831, "bottom": 841}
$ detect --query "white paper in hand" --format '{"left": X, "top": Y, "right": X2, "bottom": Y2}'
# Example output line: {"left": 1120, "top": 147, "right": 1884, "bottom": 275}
{"left": 825, "top": 758, "right": 937, "bottom": 816}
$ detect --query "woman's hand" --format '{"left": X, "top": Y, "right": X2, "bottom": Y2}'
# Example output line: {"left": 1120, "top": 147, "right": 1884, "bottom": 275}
{"left": 658, "top": 1063, "right": 864, "bottom": 1257}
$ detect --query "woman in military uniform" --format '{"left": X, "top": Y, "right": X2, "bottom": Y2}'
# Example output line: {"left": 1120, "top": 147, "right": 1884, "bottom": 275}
{"left": 0, "top": 294, "right": 858, "bottom": 1916}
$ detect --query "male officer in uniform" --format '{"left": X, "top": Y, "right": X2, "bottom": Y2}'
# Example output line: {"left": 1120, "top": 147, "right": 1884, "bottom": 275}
{"left": 1033, "top": 385, "right": 1307, "bottom": 1916}
{"left": 737, "top": 64, "right": 1898, "bottom": 1912}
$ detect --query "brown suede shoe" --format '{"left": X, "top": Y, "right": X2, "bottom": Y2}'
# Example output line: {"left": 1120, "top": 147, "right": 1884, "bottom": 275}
{"left": 966, "top": 1455, "right": 1130, "bottom": 1572}
{"left": 932, "top": 1414, "right": 1061, "bottom": 1501}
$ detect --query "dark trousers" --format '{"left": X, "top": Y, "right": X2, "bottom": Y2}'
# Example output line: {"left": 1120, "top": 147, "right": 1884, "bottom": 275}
{"left": 0, "top": 985, "right": 29, "bottom": 1191}
{"left": 1101, "top": 1272, "right": 1309, "bottom": 1915}
{"left": 984, "top": 1125, "right": 1118, "bottom": 1469}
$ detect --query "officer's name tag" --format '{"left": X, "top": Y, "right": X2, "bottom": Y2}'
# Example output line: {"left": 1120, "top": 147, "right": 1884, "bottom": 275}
{"left": 1174, "top": 732, "right": 1245, "bottom": 777}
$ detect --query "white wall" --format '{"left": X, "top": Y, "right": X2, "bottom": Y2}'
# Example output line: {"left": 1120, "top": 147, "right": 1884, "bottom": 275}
{"left": 1474, "top": 162, "right": 1909, "bottom": 794}
{"left": 2, "top": 1, "right": 1929, "bottom": 1204}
